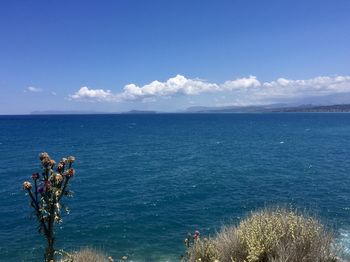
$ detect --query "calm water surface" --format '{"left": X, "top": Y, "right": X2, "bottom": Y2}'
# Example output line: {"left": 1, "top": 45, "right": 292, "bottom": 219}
{"left": 0, "top": 113, "right": 350, "bottom": 261}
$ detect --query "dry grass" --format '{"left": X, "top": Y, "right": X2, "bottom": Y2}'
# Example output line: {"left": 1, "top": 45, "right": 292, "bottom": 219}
{"left": 59, "top": 248, "right": 110, "bottom": 262}
{"left": 235, "top": 208, "right": 338, "bottom": 262}
{"left": 214, "top": 225, "right": 247, "bottom": 262}
{"left": 185, "top": 208, "right": 340, "bottom": 262}
{"left": 72, "top": 248, "right": 107, "bottom": 262}
{"left": 186, "top": 238, "right": 219, "bottom": 262}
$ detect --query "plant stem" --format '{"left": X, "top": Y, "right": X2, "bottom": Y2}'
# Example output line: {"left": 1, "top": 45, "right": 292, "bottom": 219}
{"left": 45, "top": 202, "right": 55, "bottom": 262}
{"left": 34, "top": 179, "right": 38, "bottom": 203}
{"left": 58, "top": 177, "right": 70, "bottom": 202}
{"left": 27, "top": 189, "right": 49, "bottom": 235}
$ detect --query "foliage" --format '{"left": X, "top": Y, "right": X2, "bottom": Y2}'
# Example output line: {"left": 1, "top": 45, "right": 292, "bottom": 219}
{"left": 23, "top": 152, "right": 76, "bottom": 262}
{"left": 58, "top": 248, "right": 110, "bottom": 262}
{"left": 214, "top": 225, "right": 247, "bottom": 262}
{"left": 236, "top": 208, "right": 337, "bottom": 262}
{"left": 183, "top": 231, "right": 219, "bottom": 262}
{"left": 184, "top": 208, "right": 340, "bottom": 262}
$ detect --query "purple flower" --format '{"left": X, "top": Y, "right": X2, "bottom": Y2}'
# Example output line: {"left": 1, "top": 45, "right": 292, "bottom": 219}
{"left": 45, "top": 180, "right": 51, "bottom": 186}
{"left": 38, "top": 186, "right": 44, "bottom": 193}
{"left": 193, "top": 230, "right": 200, "bottom": 240}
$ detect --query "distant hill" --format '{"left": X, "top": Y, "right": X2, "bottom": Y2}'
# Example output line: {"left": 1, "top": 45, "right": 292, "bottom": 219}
{"left": 122, "top": 110, "right": 157, "bottom": 114}
{"left": 186, "top": 104, "right": 290, "bottom": 113}
{"left": 185, "top": 104, "right": 350, "bottom": 113}
{"left": 30, "top": 110, "right": 158, "bottom": 115}
{"left": 30, "top": 110, "right": 106, "bottom": 115}
{"left": 272, "top": 104, "right": 350, "bottom": 112}
{"left": 29, "top": 104, "right": 350, "bottom": 115}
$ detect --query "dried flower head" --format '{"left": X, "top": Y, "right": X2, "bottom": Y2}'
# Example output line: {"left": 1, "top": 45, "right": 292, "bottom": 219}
{"left": 65, "top": 168, "right": 75, "bottom": 178}
{"left": 41, "top": 157, "right": 51, "bottom": 168}
{"left": 55, "top": 174, "right": 63, "bottom": 183}
{"left": 23, "top": 181, "right": 32, "bottom": 190}
{"left": 184, "top": 238, "right": 189, "bottom": 247}
{"left": 67, "top": 156, "right": 75, "bottom": 164}
{"left": 31, "top": 172, "right": 39, "bottom": 180}
{"left": 49, "top": 159, "right": 56, "bottom": 167}
{"left": 57, "top": 163, "right": 64, "bottom": 172}
{"left": 39, "top": 152, "right": 49, "bottom": 161}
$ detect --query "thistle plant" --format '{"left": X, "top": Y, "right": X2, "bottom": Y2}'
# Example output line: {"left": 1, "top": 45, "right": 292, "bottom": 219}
{"left": 23, "top": 152, "right": 76, "bottom": 262}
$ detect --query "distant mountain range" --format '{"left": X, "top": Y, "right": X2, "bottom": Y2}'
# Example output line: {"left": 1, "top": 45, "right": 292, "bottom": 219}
{"left": 30, "top": 110, "right": 102, "bottom": 115}
{"left": 122, "top": 110, "right": 157, "bottom": 114}
{"left": 30, "top": 104, "right": 350, "bottom": 115}
{"left": 30, "top": 110, "right": 157, "bottom": 115}
{"left": 185, "top": 104, "right": 350, "bottom": 113}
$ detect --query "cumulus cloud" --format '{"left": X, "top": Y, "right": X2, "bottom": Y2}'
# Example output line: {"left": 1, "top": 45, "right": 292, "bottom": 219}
{"left": 222, "top": 76, "right": 261, "bottom": 90}
{"left": 69, "top": 74, "right": 350, "bottom": 105}
{"left": 258, "top": 76, "right": 350, "bottom": 101}
{"left": 70, "top": 86, "right": 113, "bottom": 101}
{"left": 26, "top": 86, "right": 42, "bottom": 92}
{"left": 118, "top": 75, "right": 220, "bottom": 100}
{"left": 69, "top": 75, "right": 259, "bottom": 102}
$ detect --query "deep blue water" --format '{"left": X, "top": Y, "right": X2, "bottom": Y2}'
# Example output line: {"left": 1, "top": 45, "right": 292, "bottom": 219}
{"left": 0, "top": 113, "right": 350, "bottom": 261}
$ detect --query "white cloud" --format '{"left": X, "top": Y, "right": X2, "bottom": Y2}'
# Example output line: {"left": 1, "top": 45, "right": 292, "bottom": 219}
{"left": 69, "top": 75, "right": 257, "bottom": 102}
{"left": 222, "top": 76, "right": 261, "bottom": 90}
{"left": 26, "top": 86, "right": 42, "bottom": 92}
{"left": 259, "top": 76, "right": 350, "bottom": 101}
{"left": 70, "top": 86, "right": 113, "bottom": 101}
{"left": 117, "top": 75, "right": 220, "bottom": 101}
{"left": 69, "top": 75, "right": 350, "bottom": 105}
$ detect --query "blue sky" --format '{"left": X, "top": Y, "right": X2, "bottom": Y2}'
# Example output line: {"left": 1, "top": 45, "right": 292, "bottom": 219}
{"left": 1, "top": 0, "right": 350, "bottom": 114}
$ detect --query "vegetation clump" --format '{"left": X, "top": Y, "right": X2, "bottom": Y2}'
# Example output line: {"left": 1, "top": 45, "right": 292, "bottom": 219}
{"left": 59, "top": 248, "right": 115, "bottom": 262}
{"left": 23, "top": 152, "right": 76, "bottom": 262}
{"left": 184, "top": 231, "right": 219, "bottom": 262}
{"left": 184, "top": 208, "right": 339, "bottom": 262}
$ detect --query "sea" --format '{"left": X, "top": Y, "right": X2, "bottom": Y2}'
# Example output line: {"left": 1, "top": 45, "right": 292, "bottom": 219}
{"left": 0, "top": 113, "right": 350, "bottom": 261}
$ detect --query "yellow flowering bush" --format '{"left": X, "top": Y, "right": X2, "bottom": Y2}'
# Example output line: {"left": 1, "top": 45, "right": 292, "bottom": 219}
{"left": 58, "top": 248, "right": 115, "bottom": 262}
{"left": 236, "top": 208, "right": 337, "bottom": 262}
{"left": 184, "top": 208, "right": 339, "bottom": 262}
{"left": 183, "top": 232, "right": 219, "bottom": 262}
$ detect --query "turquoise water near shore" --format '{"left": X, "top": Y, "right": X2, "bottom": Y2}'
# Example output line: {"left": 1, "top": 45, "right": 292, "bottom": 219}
{"left": 1, "top": 113, "right": 350, "bottom": 261}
